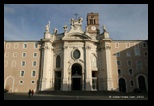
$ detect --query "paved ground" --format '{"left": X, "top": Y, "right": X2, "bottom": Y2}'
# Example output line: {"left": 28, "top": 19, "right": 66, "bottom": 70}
{"left": 4, "top": 93, "right": 148, "bottom": 100}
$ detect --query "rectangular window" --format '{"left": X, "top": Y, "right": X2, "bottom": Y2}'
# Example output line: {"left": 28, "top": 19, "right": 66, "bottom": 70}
{"left": 33, "top": 61, "right": 36, "bottom": 66}
{"left": 144, "top": 51, "right": 148, "bottom": 57}
{"left": 14, "top": 43, "right": 19, "bottom": 49}
{"left": 13, "top": 52, "right": 18, "bottom": 57}
{"left": 21, "top": 61, "right": 26, "bottom": 66}
{"left": 20, "top": 71, "right": 25, "bottom": 77}
{"left": 130, "top": 80, "right": 134, "bottom": 86}
{"left": 128, "top": 69, "right": 133, "bottom": 75}
{"left": 127, "top": 60, "right": 132, "bottom": 66}
{"left": 23, "top": 43, "right": 27, "bottom": 49}
{"left": 115, "top": 43, "right": 119, "bottom": 48}
{"left": 33, "top": 52, "right": 37, "bottom": 57}
{"left": 22, "top": 52, "right": 26, "bottom": 57}
{"left": 117, "top": 60, "right": 121, "bottom": 66}
{"left": 32, "top": 71, "right": 36, "bottom": 77}
{"left": 118, "top": 69, "right": 121, "bottom": 76}
{"left": 126, "top": 51, "right": 131, "bottom": 57}
{"left": 134, "top": 46, "right": 141, "bottom": 56}
{"left": 6, "top": 43, "right": 11, "bottom": 49}
{"left": 142, "top": 42, "right": 147, "bottom": 48}
{"left": 125, "top": 43, "right": 130, "bottom": 48}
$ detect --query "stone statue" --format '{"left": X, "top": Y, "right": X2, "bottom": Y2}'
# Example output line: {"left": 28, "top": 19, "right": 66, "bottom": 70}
{"left": 45, "top": 21, "right": 50, "bottom": 32}
{"left": 63, "top": 25, "right": 68, "bottom": 33}
{"left": 78, "top": 17, "right": 83, "bottom": 24}
{"left": 70, "top": 18, "right": 74, "bottom": 26}
{"left": 53, "top": 28, "right": 58, "bottom": 34}
{"left": 103, "top": 25, "right": 107, "bottom": 32}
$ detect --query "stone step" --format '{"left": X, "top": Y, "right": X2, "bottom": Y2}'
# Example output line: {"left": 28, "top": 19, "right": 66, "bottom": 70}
{"left": 36, "top": 91, "right": 120, "bottom": 96}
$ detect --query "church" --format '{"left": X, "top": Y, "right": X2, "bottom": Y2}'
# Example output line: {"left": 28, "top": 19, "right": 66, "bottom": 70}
{"left": 4, "top": 12, "right": 148, "bottom": 93}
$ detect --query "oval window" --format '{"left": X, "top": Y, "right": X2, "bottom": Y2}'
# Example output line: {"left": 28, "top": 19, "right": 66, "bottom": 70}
{"left": 73, "top": 49, "right": 80, "bottom": 59}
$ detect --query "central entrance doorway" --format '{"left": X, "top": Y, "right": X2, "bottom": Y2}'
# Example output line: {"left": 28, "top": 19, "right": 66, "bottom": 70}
{"left": 71, "top": 63, "right": 82, "bottom": 90}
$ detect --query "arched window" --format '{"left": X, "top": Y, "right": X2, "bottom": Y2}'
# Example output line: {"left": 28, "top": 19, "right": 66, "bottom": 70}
{"left": 56, "top": 55, "right": 60, "bottom": 68}
{"left": 90, "top": 19, "right": 93, "bottom": 24}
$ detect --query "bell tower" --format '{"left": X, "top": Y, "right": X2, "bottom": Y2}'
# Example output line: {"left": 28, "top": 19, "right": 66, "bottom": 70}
{"left": 87, "top": 12, "right": 99, "bottom": 34}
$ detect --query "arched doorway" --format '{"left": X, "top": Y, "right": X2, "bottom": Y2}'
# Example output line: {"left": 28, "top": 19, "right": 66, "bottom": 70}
{"left": 4, "top": 76, "right": 14, "bottom": 92}
{"left": 71, "top": 63, "right": 82, "bottom": 90}
{"left": 119, "top": 78, "right": 126, "bottom": 93}
{"left": 138, "top": 75, "right": 146, "bottom": 92}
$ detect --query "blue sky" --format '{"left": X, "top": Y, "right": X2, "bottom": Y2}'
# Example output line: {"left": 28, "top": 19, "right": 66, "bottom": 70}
{"left": 4, "top": 4, "right": 148, "bottom": 40}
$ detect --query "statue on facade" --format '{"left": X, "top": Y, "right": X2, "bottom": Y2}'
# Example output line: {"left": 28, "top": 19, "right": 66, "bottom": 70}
{"left": 45, "top": 21, "right": 50, "bottom": 32}
{"left": 78, "top": 17, "right": 83, "bottom": 25}
{"left": 63, "top": 25, "right": 68, "bottom": 33}
{"left": 103, "top": 25, "right": 107, "bottom": 32}
{"left": 53, "top": 28, "right": 58, "bottom": 34}
{"left": 103, "top": 25, "right": 109, "bottom": 38}
{"left": 70, "top": 18, "right": 74, "bottom": 26}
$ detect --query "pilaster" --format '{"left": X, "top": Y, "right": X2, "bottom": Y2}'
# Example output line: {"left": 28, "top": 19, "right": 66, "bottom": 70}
{"left": 103, "top": 44, "right": 114, "bottom": 91}
{"left": 84, "top": 43, "right": 92, "bottom": 91}
{"left": 61, "top": 43, "right": 69, "bottom": 91}
{"left": 40, "top": 41, "right": 53, "bottom": 91}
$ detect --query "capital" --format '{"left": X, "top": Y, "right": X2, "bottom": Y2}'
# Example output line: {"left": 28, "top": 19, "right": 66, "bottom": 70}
{"left": 63, "top": 46, "right": 68, "bottom": 49}
{"left": 103, "top": 45, "right": 111, "bottom": 50}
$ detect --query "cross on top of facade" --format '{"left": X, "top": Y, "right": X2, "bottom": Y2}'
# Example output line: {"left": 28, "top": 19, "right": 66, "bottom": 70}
{"left": 74, "top": 12, "right": 79, "bottom": 19}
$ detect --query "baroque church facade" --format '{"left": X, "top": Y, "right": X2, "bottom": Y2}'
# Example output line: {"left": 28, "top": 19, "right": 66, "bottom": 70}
{"left": 4, "top": 13, "right": 148, "bottom": 93}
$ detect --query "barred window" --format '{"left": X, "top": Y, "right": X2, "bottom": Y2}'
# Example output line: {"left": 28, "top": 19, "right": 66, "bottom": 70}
{"left": 33, "top": 61, "right": 37, "bottom": 66}
{"left": 32, "top": 71, "right": 36, "bottom": 77}
{"left": 20, "top": 71, "right": 25, "bottom": 77}
{"left": 21, "top": 61, "right": 26, "bottom": 66}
